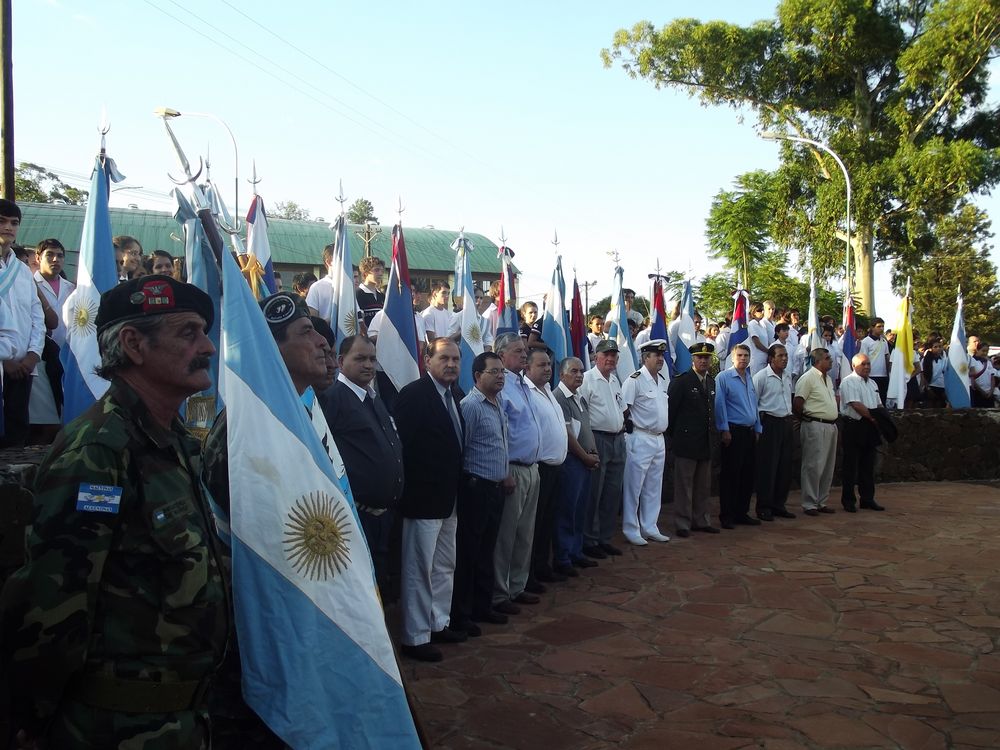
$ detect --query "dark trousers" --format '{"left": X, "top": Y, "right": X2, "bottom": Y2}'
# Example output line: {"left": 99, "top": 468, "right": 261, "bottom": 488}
{"left": 0, "top": 375, "right": 31, "bottom": 448}
{"left": 585, "top": 432, "right": 625, "bottom": 546}
{"left": 841, "top": 418, "right": 878, "bottom": 508}
{"left": 872, "top": 376, "right": 889, "bottom": 405}
{"left": 719, "top": 424, "right": 755, "bottom": 523}
{"left": 555, "top": 455, "right": 591, "bottom": 565}
{"left": 358, "top": 508, "right": 395, "bottom": 595}
{"left": 756, "top": 414, "right": 792, "bottom": 514}
{"left": 451, "top": 474, "right": 504, "bottom": 626}
{"left": 530, "top": 462, "right": 562, "bottom": 580}
{"left": 972, "top": 389, "right": 994, "bottom": 408}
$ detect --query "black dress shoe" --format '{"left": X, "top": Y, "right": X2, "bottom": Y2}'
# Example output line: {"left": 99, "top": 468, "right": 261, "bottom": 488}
{"left": 692, "top": 525, "right": 720, "bottom": 534}
{"left": 535, "top": 570, "right": 567, "bottom": 583}
{"left": 818, "top": 506, "right": 836, "bottom": 514}
{"left": 524, "top": 580, "right": 547, "bottom": 594}
{"left": 582, "top": 545, "right": 607, "bottom": 559}
{"left": 773, "top": 509, "right": 796, "bottom": 519}
{"left": 599, "top": 543, "right": 623, "bottom": 556}
{"left": 803, "top": 508, "right": 819, "bottom": 516}
{"left": 459, "top": 622, "right": 482, "bottom": 637}
{"left": 401, "top": 643, "right": 443, "bottom": 662}
{"left": 493, "top": 600, "right": 521, "bottom": 615}
{"left": 842, "top": 504, "right": 857, "bottom": 513}
{"left": 735, "top": 515, "right": 762, "bottom": 526}
{"left": 757, "top": 511, "right": 774, "bottom": 522}
{"left": 472, "top": 610, "right": 508, "bottom": 625}
{"left": 513, "top": 592, "right": 540, "bottom": 605}
{"left": 553, "top": 563, "right": 579, "bottom": 577}
{"left": 720, "top": 520, "right": 735, "bottom": 529}
{"left": 676, "top": 528, "right": 690, "bottom": 538}
{"left": 860, "top": 502, "right": 885, "bottom": 511}
{"left": 431, "top": 627, "right": 467, "bottom": 644}
{"left": 572, "top": 557, "right": 598, "bottom": 568}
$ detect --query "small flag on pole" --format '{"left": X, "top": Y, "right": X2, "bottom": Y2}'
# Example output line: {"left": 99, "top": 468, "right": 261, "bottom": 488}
{"left": 60, "top": 150, "right": 124, "bottom": 423}
{"left": 944, "top": 286, "right": 971, "bottom": 409}
{"left": 245, "top": 193, "right": 278, "bottom": 298}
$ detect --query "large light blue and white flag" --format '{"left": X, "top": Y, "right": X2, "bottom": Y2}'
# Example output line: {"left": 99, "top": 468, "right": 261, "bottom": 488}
{"left": 174, "top": 189, "right": 223, "bottom": 415}
{"left": 541, "top": 255, "right": 570, "bottom": 375}
{"left": 672, "top": 280, "right": 697, "bottom": 374}
{"left": 804, "top": 272, "right": 823, "bottom": 351}
{"left": 451, "top": 232, "right": 484, "bottom": 393}
{"left": 219, "top": 249, "right": 420, "bottom": 749}
{"left": 944, "top": 287, "right": 971, "bottom": 409}
{"left": 245, "top": 193, "right": 278, "bottom": 299}
{"left": 327, "top": 215, "right": 360, "bottom": 349}
{"left": 606, "top": 266, "right": 638, "bottom": 381}
{"left": 60, "top": 152, "right": 124, "bottom": 423}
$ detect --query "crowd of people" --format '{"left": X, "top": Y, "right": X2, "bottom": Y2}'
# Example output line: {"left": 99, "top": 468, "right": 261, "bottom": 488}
{"left": 1, "top": 193, "right": 998, "bottom": 746}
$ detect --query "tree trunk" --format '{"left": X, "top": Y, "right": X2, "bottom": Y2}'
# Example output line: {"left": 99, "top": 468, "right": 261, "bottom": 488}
{"left": 854, "top": 227, "right": 876, "bottom": 318}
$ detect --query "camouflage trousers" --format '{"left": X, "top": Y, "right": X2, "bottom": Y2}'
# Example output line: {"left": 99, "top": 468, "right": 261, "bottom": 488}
{"left": 46, "top": 700, "right": 209, "bottom": 749}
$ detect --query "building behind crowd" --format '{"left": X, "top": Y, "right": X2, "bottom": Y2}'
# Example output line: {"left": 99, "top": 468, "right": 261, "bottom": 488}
{"left": 16, "top": 202, "right": 505, "bottom": 292}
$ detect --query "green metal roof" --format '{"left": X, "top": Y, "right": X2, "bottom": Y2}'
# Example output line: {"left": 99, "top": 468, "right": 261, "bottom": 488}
{"left": 15, "top": 202, "right": 503, "bottom": 277}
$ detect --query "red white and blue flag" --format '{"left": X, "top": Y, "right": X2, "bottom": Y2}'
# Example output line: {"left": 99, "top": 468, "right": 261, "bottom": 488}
{"left": 245, "top": 194, "right": 278, "bottom": 299}
{"left": 496, "top": 244, "right": 518, "bottom": 335}
{"left": 569, "top": 274, "right": 590, "bottom": 369}
{"left": 377, "top": 224, "right": 423, "bottom": 391}
{"left": 841, "top": 293, "right": 858, "bottom": 377}
{"left": 725, "top": 285, "right": 751, "bottom": 361}
{"left": 649, "top": 278, "right": 675, "bottom": 377}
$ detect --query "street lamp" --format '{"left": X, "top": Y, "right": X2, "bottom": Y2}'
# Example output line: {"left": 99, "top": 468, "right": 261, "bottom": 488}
{"left": 760, "top": 131, "right": 852, "bottom": 291}
{"left": 154, "top": 106, "right": 240, "bottom": 226}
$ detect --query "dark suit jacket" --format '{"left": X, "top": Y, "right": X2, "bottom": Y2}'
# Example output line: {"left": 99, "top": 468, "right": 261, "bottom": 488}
{"left": 667, "top": 369, "right": 716, "bottom": 461}
{"left": 391, "top": 374, "right": 465, "bottom": 519}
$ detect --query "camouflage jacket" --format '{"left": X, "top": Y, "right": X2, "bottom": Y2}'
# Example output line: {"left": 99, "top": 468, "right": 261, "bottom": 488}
{"left": 1, "top": 377, "right": 231, "bottom": 743}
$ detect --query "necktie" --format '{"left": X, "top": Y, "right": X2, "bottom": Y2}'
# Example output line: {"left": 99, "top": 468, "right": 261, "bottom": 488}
{"left": 444, "top": 388, "right": 462, "bottom": 443}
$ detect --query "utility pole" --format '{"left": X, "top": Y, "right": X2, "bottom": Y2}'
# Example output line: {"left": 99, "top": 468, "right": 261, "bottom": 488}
{"left": 1, "top": 0, "right": 13, "bottom": 199}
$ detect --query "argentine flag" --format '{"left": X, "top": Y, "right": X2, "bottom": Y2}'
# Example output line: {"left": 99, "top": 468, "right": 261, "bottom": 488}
{"left": 672, "top": 280, "right": 697, "bottom": 374}
{"left": 328, "top": 215, "right": 360, "bottom": 349}
{"left": 541, "top": 255, "right": 570, "bottom": 377}
{"left": 944, "top": 287, "right": 971, "bottom": 409}
{"left": 60, "top": 153, "right": 123, "bottom": 423}
{"left": 219, "top": 250, "right": 419, "bottom": 748}
{"left": 606, "top": 266, "right": 638, "bottom": 381}
{"left": 804, "top": 272, "right": 823, "bottom": 351}
{"left": 451, "top": 232, "right": 484, "bottom": 392}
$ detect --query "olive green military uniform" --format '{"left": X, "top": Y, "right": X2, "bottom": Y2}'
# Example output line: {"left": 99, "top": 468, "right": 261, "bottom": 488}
{"left": 1, "top": 378, "right": 231, "bottom": 749}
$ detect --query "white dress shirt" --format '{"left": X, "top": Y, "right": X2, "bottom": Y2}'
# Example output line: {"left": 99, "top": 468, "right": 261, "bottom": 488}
{"left": 621, "top": 365, "right": 668, "bottom": 433}
{"left": 579, "top": 367, "right": 625, "bottom": 433}
{"left": 526, "top": 378, "right": 568, "bottom": 465}
{"left": 0, "top": 250, "right": 44, "bottom": 361}
{"left": 753, "top": 364, "right": 793, "bottom": 417}
{"left": 747, "top": 319, "right": 770, "bottom": 373}
{"left": 860, "top": 335, "right": 890, "bottom": 377}
{"left": 839, "top": 372, "right": 882, "bottom": 419}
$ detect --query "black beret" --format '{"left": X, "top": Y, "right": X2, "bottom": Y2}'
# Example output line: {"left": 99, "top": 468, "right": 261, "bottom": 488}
{"left": 97, "top": 275, "right": 214, "bottom": 334}
{"left": 259, "top": 292, "right": 310, "bottom": 338}
{"left": 310, "top": 315, "right": 336, "bottom": 348}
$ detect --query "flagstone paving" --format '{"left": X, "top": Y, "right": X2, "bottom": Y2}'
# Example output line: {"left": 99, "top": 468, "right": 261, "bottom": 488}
{"left": 400, "top": 482, "right": 1000, "bottom": 749}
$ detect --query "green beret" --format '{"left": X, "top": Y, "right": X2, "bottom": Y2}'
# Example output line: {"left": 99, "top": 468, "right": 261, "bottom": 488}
{"left": 595, "top": 338, "right": 619, "bottom": 353}
{"left": 96, "top": 275, "right": 214, "bottom": 334}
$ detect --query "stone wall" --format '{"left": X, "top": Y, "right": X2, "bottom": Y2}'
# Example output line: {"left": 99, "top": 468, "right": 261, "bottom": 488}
{"left": 878, "top": 408, "right": 1000, "bottom": 482}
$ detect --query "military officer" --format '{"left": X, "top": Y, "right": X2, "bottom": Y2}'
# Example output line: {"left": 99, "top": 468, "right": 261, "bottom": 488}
{"left": 1, "top": 275, "right": 230, "bottom": 749}
{"left": 621, "top": 339, "right": 670, "bottom": 546}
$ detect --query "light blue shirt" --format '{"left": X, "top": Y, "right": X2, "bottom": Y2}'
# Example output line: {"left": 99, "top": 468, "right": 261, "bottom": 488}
{"left": 501, "top": 369, "right": 542, "bottom": 464}
{"left": 460, "top": 388, "right": 509, "bottom": 481}
{"left": 715, "top": 367, "right": 762, "bottom": 433}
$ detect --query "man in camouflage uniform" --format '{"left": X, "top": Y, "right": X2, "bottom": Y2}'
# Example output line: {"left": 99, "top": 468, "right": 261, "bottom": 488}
{"left": 202, "top": 292, "right": 329, "bottom": 749}
{"left": 1, "top": 275, "right": 229, "bottom": 749}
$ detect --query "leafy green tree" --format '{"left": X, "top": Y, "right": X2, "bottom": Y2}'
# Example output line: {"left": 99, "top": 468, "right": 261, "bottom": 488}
{"left": 589, "top": 295, "right": 611, "bottom": 320}
{"left": 602, "top": 0, "right": 1000, "bottom": 317}
{"left": 706, "top": 171, "right": 774, "bottom": 289}
{"left": 346, "top": 198, "right": 378, "bottom": 225}
{"left": 271, "top": 200, "right": 311, "bottom": 221}
{"left": 893, "top": 205, "right": 1000, "bottom": 340}
{"left": 12, "top": 162, "right": 88, "bottom": 204}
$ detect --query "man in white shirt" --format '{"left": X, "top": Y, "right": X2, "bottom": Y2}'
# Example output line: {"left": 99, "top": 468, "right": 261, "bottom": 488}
{"left": 421, "top": 283, "right": 460, "bottom": 342}
{"left": 305, "top": 241, "right": 364, "bottom": 333}
{"left": 579, "top": 339, "right": 627, "bottom": 558}
{"left": 31, "top": 239, "right": 75, "bottom": 433}
{"left": 859, "top": 318, "right": 891, "bottom": 404}
{"left": 839, "top": 353, "right": 886, "bottom": 512}
{"left": 620, "top": 339, "right": 670, "bottom": 546}
{"left": 967, "top": 336, "right": 995, "bottom": 408}
{"left": 0, "top": 200, "right": 44, "bottom": 447}
{"left": 746, "top": 302, "right": 770, "bottom": 375}
{"left": 762, "top": 300, "right": 777, "bottom": 344}
{"left": 752, "top": 343, "right": 796, "bottom": 521}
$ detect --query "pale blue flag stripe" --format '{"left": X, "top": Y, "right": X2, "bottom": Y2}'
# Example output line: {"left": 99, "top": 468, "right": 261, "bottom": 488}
{"left": 944, "top": 288, "right": 971, "bottom": 409}
{"left": 219, "top": 249, "right": 419, "bottom": 749}
{"left": 606, "top": 266, "right": 638, "bottom": 381}
{"left": 542, "top": 255, "right": 569, "bottom": 378}
{"left": 451, "top": 233, "right": 484, "bottom": 392}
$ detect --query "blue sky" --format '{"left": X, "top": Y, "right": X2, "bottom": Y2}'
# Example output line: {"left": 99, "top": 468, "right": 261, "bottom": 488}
{"left": 15, "top": 0, "right": 1000, "bottom": 321}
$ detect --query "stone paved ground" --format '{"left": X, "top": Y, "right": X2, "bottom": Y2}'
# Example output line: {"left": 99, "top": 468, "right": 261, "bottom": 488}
{"left": 400, "top": 482, "right": 1000, "bottom": 749}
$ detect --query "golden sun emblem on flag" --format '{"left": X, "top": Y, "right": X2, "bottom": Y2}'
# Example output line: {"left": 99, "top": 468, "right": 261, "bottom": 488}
{"left": 466, "top": 321, "right": 482, "bottom": 344}
{"left": 343, "top": 309, "right": 358, "bottom": 336}
{"left": 284, "top": 491, "right": 352, "bottom": 580}
{"left": 68, "top": 297, "right": 98, "bottom": 338}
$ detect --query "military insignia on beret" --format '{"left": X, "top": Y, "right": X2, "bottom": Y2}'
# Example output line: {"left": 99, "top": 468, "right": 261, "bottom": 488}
{"left": 262, "top": 294, "right": 297, "bottom": 325}
{"left": 284, "top": 491, "right": 352, "bottom": 580}
{"left": 138, "top": 280, "right": 175, "bottom": 313}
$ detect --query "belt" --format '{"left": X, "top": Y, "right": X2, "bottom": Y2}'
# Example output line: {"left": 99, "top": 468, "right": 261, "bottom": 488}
{"left": 463, "top": 472, "right": 502, "bottom": 488}
{"left": 802, "top": 415, "right": 838, "bottom": 425}
{"left": 510, "top": 460, "right": 536, "bottom": 468}
{"left": 761, "top": 413, "right": 793, "bottom": 420}
{"left": 67, "top": 673, "right": 211, "bottom": 714}
{"left": 356, "top": 504, "right": 389, "bottom": 516}
{"left": 727, "top": 423, "right": 754, "bottom": 430}
{"left": 593, "top": 429, "right": 624, "bottom": 436}
{"left": 632, "top": 425, "right": 664, "bottom": 435}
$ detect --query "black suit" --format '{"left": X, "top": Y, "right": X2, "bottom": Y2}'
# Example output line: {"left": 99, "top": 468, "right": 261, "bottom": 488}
{"left": 666, "top": 369, "right": 716, "bottom": 531}
{"left": 392, "top": 374, "right": 465, "bottom": 519}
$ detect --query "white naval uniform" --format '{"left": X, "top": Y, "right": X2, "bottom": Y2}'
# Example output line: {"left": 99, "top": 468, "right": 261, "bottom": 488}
{"left": 621, "top": 365, "right": 669, "bottom": 541}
